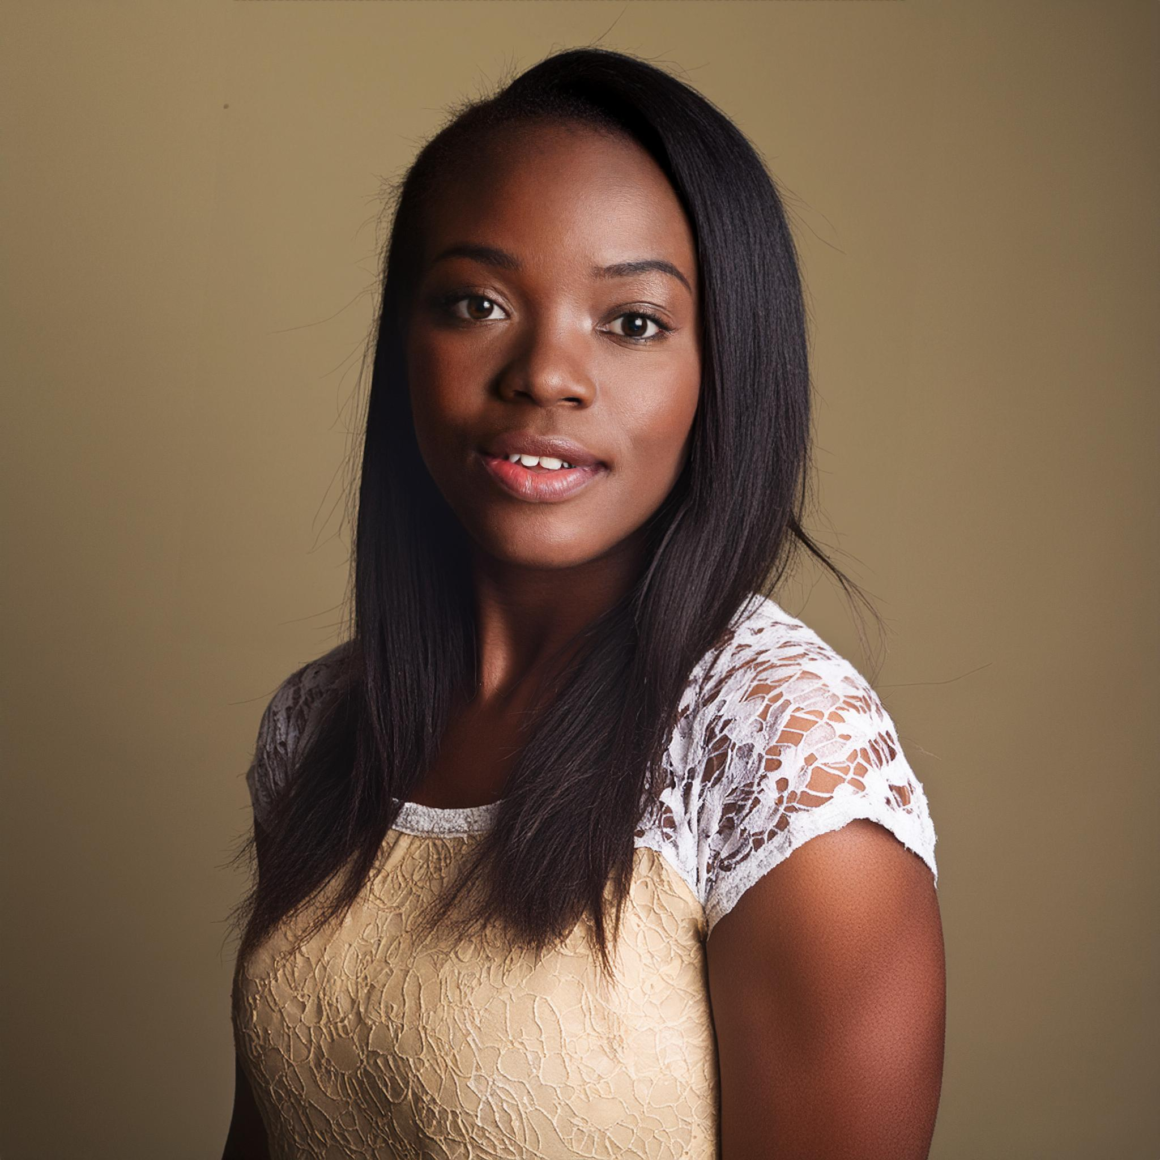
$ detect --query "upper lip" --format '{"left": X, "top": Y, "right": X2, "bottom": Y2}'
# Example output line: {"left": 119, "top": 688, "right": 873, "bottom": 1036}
{"left": 480, "top": 432, "right": 605, "bottom": 468}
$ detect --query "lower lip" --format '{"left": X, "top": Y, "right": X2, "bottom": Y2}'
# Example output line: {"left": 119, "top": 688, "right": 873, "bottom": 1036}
{"left": 478, "top": 453, "right": 606, "bottom": 502}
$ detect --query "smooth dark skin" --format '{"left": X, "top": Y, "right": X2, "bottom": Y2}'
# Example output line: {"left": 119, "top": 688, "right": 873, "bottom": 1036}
{"left": 223, "top": 121, "right": 945, "bottom": 1158}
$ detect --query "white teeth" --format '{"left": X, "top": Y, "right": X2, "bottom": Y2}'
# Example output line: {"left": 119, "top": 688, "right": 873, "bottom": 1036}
{"left": 506, "top": 453, "right": 573, "bottom": 470}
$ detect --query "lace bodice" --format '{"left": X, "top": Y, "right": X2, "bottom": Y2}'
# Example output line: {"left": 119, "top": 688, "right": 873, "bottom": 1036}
{"left": 244, "top": 594, "right": 938, "bottom": 936}
{"left": 235, "top": 595, "right": 938, "bottom": 1158}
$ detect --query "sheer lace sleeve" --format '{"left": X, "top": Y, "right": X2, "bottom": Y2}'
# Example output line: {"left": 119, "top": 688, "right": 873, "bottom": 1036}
{"left": 692, "top": 603, "right": 939, "bottom": 937}
{"left": 243, "top": 644, "right": 349, "bottom": 831}
{"left": 244, "top": 682, "right": 292, "bottom": 833}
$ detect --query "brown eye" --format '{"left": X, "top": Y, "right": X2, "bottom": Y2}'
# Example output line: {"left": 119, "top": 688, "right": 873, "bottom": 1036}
{"left": 607, "top": 311, "right": 667, "bottom": 341}
{"left": 448, "top": 295, "right": 506, "bottom": 322}
{"left": 466, "top": 296, "right": 495, "bottom": 320}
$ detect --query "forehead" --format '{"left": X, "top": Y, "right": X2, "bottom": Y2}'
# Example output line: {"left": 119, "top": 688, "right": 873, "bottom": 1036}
{"left": 419, "top": 121, "right": 697, "bottom": 276}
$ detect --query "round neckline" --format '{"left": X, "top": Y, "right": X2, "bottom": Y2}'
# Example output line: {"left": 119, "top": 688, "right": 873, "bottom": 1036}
{"left": 389, "top": 795, "right": 502, "bottom": 836}
{"left": 381, "top": 595, "right": 784, "bottom": 839}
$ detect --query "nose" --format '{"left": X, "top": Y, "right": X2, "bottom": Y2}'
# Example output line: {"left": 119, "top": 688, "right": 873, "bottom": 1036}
{"left": 495, "top": 318, "right": 597, "bottom": 408}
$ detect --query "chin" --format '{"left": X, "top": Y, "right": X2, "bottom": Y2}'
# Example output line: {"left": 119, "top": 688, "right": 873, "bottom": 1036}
{"left": 475, "top": 525, "right": 609, "bottom": 571}
{"left": 498, "top": 543, "right": 604, "bottom": 571}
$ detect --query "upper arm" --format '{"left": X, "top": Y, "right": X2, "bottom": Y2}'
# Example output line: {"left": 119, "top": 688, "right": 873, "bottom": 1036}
{"left": 221, "top": 1046, "right": 271, "bottom": 1159}
{"left": 706, "top": 817, "right": 945, "bottom": 1160}
{"left": 693, "top": 639, "right": 943, "bottom": 1157}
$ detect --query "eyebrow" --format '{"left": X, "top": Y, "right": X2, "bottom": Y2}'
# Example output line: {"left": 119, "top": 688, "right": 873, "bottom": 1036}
{"left": 430, "top": 243, "right": 693, "bottom": 296}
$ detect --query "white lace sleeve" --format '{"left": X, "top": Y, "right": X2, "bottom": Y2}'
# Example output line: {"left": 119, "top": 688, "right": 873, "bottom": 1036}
{"left": 244, "top": 644, "right": 349, "bottom": 830}
{"left": 691, "top": 603, "right": 939, "bottom": 937}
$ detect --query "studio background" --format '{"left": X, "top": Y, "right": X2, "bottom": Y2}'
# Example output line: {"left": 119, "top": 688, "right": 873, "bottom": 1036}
{"left": 2, "top": 2, "right": 1155, "bottom": 1157}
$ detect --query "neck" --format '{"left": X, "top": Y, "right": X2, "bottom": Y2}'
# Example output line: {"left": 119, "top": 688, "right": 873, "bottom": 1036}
{"left": 469, "top": 529, "right": 648, "bottom": 706}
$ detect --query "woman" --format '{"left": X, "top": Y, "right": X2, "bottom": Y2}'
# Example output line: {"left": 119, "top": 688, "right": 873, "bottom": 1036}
{"left": 224, "top": 46, "right": 944, "bottom": 1160}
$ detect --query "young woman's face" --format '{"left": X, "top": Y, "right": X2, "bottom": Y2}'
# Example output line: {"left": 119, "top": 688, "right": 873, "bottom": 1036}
{"left": 406, "top": 120, "right": 701, "bottom": 571}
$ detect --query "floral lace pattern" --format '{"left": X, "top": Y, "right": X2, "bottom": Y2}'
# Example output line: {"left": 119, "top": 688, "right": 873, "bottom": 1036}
{"left": 635, "top": 594, "right": 939, "bottom": 932}
{"left": 244, "top": 639, "right": 348, "bottom": 831}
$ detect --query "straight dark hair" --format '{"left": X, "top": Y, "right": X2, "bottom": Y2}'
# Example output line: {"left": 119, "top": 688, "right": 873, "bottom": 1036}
{"left": 228, "top": 46, "right": 877, "bottom": 982}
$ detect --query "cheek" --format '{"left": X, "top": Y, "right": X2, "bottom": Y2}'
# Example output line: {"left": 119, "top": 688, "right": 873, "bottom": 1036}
{"left": 406, "top": 342, "right": 474, "bottom": 459}
{"left": 615, "top": 377, "right": 700, "bottom": 492}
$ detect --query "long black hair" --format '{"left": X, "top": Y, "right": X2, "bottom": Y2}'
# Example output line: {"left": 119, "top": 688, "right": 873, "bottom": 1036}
{"left": 229, "top": 46, "right": 876, "bottom": 980}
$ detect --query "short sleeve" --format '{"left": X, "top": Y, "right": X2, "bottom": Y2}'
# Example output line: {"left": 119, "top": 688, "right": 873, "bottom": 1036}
{"left": 243, "top": 643, "right": 350, "bottom": 831}
{"left": 244, "top": 679, "right": 297, "bottom": 832}
{"left": 696, "top": 643, "right": 939, "bottom": 937}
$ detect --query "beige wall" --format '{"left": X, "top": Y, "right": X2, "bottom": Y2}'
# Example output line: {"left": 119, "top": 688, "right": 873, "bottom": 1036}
{"left": 2, "top": 1, "right": 1155, "bottom": 1156}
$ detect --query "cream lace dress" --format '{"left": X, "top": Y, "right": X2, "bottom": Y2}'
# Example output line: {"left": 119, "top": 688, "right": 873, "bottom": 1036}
{"left": 232, "top": 595, "right": 939, "bottom": 1159}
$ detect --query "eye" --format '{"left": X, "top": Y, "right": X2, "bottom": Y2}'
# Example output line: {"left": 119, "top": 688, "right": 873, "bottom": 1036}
{"left": 445, "top": 294, "right": 508, "bottom": 323}
{"left": 606, "top": 311, "right": 671, "bottom": 343}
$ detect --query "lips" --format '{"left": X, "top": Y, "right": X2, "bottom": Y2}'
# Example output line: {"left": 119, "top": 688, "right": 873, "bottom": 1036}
{"left": 479, "top": 431, "right": 605, "bottom": 468}
{"left": 475, "top": 453, "right": 604, "bottom": 506}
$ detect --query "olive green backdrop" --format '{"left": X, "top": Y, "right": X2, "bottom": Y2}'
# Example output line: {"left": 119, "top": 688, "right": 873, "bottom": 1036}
{"left": 2, "top": 1, "right": 1155, "bottom": 1156}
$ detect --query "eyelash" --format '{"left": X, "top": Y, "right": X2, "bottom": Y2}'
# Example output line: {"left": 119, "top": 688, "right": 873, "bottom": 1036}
{"left": 435, "top": 291, "right": 674, "bottom": 344}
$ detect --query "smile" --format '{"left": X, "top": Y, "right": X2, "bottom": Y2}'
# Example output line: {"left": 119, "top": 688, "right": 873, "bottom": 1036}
{"left": 477, "top": 451, "right": 606, "bottom": 503}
